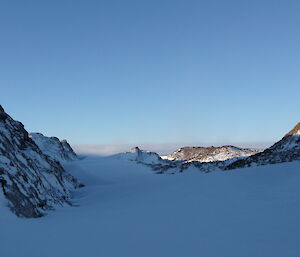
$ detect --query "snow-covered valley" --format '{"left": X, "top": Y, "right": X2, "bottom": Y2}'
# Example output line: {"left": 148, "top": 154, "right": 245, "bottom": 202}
{"left": 1, "top": 155, "right": 300, "bottom": 257}
{"left": 1, "top": 105, "right": 300, "bottom": 257}
{"left": 3, "top": 1, "right": 300, "bottom": 255}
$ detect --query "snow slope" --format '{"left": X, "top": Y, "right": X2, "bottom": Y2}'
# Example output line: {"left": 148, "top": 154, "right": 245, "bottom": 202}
{"left": 1, "top": 156, "right": 300, "bottom": 257}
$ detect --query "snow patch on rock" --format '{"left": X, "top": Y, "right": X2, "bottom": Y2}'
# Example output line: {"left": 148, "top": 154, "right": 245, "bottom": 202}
{"left": 164, "top": 146, "right": 261, "bottom": 163}
{"left": 0, "top": 105, "right": 81, "bottom": 217}
{"left": 226, "top": 123, "right": 300, "bottom": 170}
{"left": 116, "top": 147, "right": 165, "bottom": 165}
{"left": 30, "top": 133, "right": 77, "bottom": 163}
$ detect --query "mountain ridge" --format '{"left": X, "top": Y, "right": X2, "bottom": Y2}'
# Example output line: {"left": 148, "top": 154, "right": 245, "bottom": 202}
{"left": 163, "top": 145, "right": 261, "bottom": 163}
{"left": 0, "top": 105, "right": 81, "bottom": 217}
{"left": 122, "top": 123, "right": 300, "bottom": 174}
{"left": 225, "top": 123, "right": 300, "bottom": 170}
{"left": 30, "top": 132, "right": 78, "bottom": 163}
{"left": 285, "top": 122, "right": 300, "bottom": 136}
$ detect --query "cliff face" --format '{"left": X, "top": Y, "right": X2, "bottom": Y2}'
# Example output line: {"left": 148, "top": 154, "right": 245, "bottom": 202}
{"left": 0, "top": 106, "right": 81, "bottom": 217}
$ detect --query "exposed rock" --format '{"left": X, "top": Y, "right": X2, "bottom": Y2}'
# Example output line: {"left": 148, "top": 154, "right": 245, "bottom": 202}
{"left": 119, "top": 147, "right": 164, "bottom": 165}
{"left": 285, "top": 122, "right": 300, "bottom": 136}
{"left": 116, "top": 147, "right": 199, "bottom": 174}
{"left": 30, "top": 133, "right": 78, "bottom": 162}
{"left": 226, "top": 123, "right": 300, "bottom": 170}
{"left": 0, "top": 105, "right": 81, "bottom": 218}
{"left": 163, "top": 145, "right": 261, "bottom": 162}
{"left": 108, "top": 124, "right": 300, "bottom": 175}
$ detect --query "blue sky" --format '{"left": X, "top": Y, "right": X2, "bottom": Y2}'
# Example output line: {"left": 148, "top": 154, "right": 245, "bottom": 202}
{"left": 1, "top": 0, "right": 300, "bottom": 149}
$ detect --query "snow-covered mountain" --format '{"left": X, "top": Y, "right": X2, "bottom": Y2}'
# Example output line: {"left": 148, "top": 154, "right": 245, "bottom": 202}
{"left": 226, "top": 122, "right": 300, "bottom": 170}
{"left": 2, "top": 106, "right": 300, "bottom": 256}
{"left": 117, "top": 147, "right": 165, "bottom": 165}
{"left": 30, "top": 133, "right": 78, "bottom": 162}
{"left": 112, "top": 147, "right": 191, "bottom": 174}
{"left": 163, "top": 146, "right": 261, "bottom": 162}
{"left": 0, "top": 106, "right": 81, "bottom": 217}
{"left": 113, "top": 127, "right": 300, "bottom": 174}
{"left": 159, "top": 124, "right": 300, "bottom": 172}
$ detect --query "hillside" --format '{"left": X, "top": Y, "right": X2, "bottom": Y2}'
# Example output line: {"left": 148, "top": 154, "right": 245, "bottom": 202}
{"left": 226, "top": 122, "right": 300, "bottom": 169}
{"left": 30, "top": 132, "right": 78, "bottom": 162}
{"left": 0, "top": 106, "right": 81, "bottom": 217}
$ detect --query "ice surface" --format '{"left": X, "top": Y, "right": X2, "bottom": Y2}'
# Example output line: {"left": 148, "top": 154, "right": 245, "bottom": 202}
{"left": 1, "top": 156, "right": 300, "bottom": 257}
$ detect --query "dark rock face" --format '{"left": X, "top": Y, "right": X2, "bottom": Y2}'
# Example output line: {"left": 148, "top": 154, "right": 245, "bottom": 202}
{"left": 0, "top": 105, "right": 81, "bottom": 217}
{"left": 226, "top": 123, "right": 300, "bottom": 170}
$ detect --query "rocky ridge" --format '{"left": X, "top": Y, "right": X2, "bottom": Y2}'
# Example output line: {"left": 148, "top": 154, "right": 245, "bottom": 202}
{"left": 226, "top": 123, "right": 300, "bottom": 170}
{"left": 0, "top": 106, "right": 81, "bottom": 217}
{"left": 163, "top": 146, "right": 261, "bottom": 162}
{"left": 122, "top": 123, "right": 300, "bottom": 174}
{"left": 30, "top": 132, "right": 78, "bottom": 163}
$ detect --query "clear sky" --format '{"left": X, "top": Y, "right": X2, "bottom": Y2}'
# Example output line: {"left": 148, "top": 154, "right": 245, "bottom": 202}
{"left": 1, "top": 0, "right": 300, "bottom": 149}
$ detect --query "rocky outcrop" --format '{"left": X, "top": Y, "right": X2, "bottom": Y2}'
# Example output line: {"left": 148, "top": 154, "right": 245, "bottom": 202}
{"left": 109, "top": 124, "right": 300, "bottom": 175}
{"left": 0, "top": 106, "right": 81, "bottom": 218}
{"left": 118, "top": 147, "right": 195, "bottom": 174}
{"left": 164, "top": 146, "right": 261, "bottom": 163}
{"left": 162, "top": 123, "right": 300, "bottom": 172}
{"left": 285, "top": 122, "right": 300, "bottom": 136}
{"left": 30, "top": 133, "right": 78, "bottom": 163}
{"left": 119, "top": 147, "right": 165, "bottom": 165}
{"left": 226, "top": 123, "right": 300, "bottom": 170}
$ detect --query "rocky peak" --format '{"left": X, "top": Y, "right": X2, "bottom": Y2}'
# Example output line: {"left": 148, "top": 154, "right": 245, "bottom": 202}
{"left": 129, "top": 146, "right": 141, "bottom": 153}
{"left": 0, "top": 105, "right": 8, "bottom": 120}
{"left": 226, "top": 123, "right": 300, "bottom": 170}
{"left": 0, "top": 106, "right": 81, "bottom": 217}
{"left": 29, "top": 133, "right": 78, "bottom": 162}
{"left": 118, "top": 147, "right": 164, "bottom": 165}
{"left": 285, "top": 122, "right": 300, "bottom": 136}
